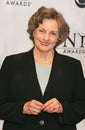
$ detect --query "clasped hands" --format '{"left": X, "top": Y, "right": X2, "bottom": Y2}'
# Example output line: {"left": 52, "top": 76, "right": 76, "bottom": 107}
{"left": 23, "top": 98, "right": 63, "bottom": 115}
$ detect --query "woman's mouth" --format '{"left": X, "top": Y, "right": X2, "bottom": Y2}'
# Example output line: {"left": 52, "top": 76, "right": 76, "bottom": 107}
{"left": 40, "top": 41, "right": 50, "bottom": 46}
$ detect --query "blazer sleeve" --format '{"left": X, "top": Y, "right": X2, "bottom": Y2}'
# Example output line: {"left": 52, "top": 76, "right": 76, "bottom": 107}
{"left": 0, "top": 56, "right": 26, "bottom": 124}
{"left": 58, "top": 60, "right": 85, "bottom": 125}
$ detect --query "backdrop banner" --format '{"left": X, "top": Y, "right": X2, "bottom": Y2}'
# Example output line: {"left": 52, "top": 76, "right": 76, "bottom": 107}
{"left": 0, "top": 0, "right": 85, "bottom": 130}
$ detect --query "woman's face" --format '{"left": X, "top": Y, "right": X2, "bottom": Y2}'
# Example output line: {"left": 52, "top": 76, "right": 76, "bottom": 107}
{"left": 33, "top": 19, "right": 59, "bottom": 53}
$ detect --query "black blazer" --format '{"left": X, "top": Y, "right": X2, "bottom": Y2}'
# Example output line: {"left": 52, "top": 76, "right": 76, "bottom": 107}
{"left": 0, "top": 48, "right": 85, "bottom": 130}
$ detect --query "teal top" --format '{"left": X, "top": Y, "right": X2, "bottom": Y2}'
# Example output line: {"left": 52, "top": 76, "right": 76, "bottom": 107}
{"left": 35, "top": 63, "right": 52, "bottom": 95}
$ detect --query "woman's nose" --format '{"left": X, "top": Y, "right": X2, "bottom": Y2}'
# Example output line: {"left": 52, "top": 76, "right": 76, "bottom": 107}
{"left": 44, "top": 33, "right": 50, "bottom": 41}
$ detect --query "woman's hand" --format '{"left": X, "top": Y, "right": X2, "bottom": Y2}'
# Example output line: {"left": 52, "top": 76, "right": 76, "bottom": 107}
{"left": 23, "top": 99, "right": 43, "bottom": 115}
{"left": 42, "top": 98, "right": 63, "bottom": 113}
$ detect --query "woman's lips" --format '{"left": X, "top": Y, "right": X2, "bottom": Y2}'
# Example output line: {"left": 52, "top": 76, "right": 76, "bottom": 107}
{"left": 40, "top": 41, "right": 50, "bottom": 46}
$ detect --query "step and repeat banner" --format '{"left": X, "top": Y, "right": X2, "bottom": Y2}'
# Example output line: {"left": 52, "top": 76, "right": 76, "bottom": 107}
{"left": 0, "top": 0, "right": 85, "bottom": 130}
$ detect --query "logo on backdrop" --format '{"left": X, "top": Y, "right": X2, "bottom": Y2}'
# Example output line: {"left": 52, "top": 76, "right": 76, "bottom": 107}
{"left": 5, "top": 0, "right": 32, "bottom": 7}
{"left": 75, "top": 0, "right": 85, "bottom": 8}
{"left": 57, "top": 33, "right": 85, "bottom": 54}
{"left": 59, "top": 0, "right": 85, "bottom": 54}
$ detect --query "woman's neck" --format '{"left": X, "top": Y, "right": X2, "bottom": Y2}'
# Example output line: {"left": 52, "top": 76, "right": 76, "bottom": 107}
{"left": 33, "top": 48, "right": 54, "bottom": 65}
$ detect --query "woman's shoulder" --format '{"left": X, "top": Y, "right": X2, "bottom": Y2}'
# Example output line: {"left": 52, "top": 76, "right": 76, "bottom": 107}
{"left": 7, "top": 48, "right": 33, "bottom": 58}
{"left": 55, "top": 50, "right": 81, "bottom": 65}
{"left": 2, "top": 48, "right": 33, "bottom": 65}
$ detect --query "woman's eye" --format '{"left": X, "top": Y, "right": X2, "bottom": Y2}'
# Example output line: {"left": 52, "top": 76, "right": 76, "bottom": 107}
{"left": 51, "top": 32, "right": 57, "bottom": 36}
{"left": 39, "top": 29, "right": 44, "bottom": 33}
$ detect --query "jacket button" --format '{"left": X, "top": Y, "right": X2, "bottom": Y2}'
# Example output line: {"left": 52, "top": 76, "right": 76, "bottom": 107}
{"left": 39, "top": 120, "right": 45, "bottom": 125}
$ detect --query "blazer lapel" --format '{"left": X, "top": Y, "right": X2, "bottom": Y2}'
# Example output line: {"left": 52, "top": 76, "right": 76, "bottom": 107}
{"left": 44, "top": 51, "right": 61, "bottom": 98}
{"left": 28, "top": 49, "right": 62, "bottom": 101}
{"left": 28, "top": 49, "right": 43, "bottom": 98}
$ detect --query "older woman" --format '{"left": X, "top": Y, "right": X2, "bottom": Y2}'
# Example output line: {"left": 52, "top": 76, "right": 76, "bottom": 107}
{"left": 0, "top": 6, "right": 85, "bottom": 130}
